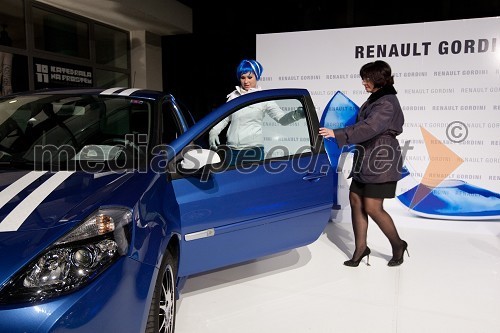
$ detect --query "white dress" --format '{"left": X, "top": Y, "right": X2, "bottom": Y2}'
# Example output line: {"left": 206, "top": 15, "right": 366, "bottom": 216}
{"left": 209, "top": 86, "right": 289, "bottom": 150}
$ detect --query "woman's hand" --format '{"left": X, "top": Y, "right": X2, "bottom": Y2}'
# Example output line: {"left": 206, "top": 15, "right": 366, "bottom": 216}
{"left": 209, "top": 133, "right": 220, "bottom": 149}
{"left": 319, "top": 127, "right": 335, "bottom": 139}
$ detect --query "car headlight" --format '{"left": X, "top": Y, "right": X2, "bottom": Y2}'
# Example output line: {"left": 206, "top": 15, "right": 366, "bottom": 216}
{"left": 0, "top": 208, "right": 132, "bottom": 304}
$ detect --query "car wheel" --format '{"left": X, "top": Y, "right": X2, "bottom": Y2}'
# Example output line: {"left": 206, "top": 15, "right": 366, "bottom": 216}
{"left": 146, "top": 249, "right": 177, "bottom": 333}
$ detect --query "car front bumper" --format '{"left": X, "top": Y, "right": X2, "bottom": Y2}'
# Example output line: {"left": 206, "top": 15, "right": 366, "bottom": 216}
{"left": 0, "top": 256, "right": 157, "bottom": 333}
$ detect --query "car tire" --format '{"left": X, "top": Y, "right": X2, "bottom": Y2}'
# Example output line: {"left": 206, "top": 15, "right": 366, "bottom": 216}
{"left": 145, "top": 249, "right": 177, "bottom": 333}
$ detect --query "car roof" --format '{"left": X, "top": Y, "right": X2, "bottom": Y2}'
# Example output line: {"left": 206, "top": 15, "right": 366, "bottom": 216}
{"left": 11, "top": 87, "right": 169, "bottom": 100}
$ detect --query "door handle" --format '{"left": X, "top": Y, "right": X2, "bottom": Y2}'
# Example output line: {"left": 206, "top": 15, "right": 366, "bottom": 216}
{"left": 302, "top": 172, "right": 328, "bottom": 182}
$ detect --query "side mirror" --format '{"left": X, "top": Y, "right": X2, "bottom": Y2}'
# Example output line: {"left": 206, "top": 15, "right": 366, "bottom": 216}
{"left": 180, "top": 148, "right": 221, "bottom": 170}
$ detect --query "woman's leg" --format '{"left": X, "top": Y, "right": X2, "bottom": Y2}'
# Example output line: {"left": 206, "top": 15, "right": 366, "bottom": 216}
{"left": 349, "top": 191, "right": 369, "bottom": 260}
{"left": 363, "top": 197, "right": 405, "bottom": 258}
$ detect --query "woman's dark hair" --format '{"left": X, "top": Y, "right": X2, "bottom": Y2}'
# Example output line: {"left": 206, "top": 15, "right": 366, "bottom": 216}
{"left": 359, "top": 60, "right": 394, "bottom": 88}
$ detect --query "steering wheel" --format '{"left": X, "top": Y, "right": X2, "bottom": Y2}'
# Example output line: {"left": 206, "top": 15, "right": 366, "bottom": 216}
{"left": 101, "top": 137, "right": 144, "bottom": 158}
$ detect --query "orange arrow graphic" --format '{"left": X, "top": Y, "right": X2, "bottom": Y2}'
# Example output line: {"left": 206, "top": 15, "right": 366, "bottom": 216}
{"left": 410, "top": 127, "right": 464, "bottom": 208}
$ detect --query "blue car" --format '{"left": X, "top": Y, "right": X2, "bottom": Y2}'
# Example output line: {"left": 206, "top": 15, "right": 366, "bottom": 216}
{"left": 0, "top": 87, "right": 338, "bottom": 332}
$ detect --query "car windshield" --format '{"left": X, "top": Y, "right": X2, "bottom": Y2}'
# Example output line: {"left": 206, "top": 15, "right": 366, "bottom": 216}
{"left": 0, "top": 93, "right": 152, "bottom": 171}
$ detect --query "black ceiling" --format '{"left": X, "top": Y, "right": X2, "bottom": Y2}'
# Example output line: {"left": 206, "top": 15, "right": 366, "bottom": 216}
{"left": 164, "top": 0, "right": 499, "bottom": 119}
{"left": 191, "top": 0, "right": 500, "bottom": 34}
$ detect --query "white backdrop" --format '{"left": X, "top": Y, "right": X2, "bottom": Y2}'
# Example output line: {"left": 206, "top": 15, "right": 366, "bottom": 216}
{"left": 257, "top": 17, "right": 499, "bottom": 200}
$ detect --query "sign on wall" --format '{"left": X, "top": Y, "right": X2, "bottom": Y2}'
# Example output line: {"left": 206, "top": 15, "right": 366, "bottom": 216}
{"left": 33, "top": 58, "right": 93, "bottom": 89}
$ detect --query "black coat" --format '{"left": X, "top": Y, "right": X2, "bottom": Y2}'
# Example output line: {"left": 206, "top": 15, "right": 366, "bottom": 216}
{"left": 333, "top": 85, "right": 404, "bottom": 184}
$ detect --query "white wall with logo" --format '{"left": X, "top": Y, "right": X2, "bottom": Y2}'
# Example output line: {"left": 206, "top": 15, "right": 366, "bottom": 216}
{"left": 257, "top": 17, "right": 499, "bottom": 217}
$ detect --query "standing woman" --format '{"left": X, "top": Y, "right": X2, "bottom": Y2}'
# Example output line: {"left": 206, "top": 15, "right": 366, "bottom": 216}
{"left": 319, "top": 60, "right": 408, "bottom": 267}
{"left": 209, "top": 59, "right": 304, "bottom": 165}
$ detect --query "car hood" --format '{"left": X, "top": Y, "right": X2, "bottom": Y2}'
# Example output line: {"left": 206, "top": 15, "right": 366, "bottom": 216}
{"left": 0, "top": 169, "right": 135, "bottom": 285}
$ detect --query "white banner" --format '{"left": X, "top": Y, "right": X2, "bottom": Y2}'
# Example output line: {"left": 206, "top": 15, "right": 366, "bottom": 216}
{"left": 257, "top": 17, "right": 499, "bottom": 196}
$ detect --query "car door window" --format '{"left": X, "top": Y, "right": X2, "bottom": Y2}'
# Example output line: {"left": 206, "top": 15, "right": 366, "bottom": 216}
{"left": 161, "top": 100, "right": 184, "bottom": 144}
{"left": 204, "top": 97, "right": 311, "bottom": 167}
{"left": 261, "top": 98, "right": 310, "bottom": 159}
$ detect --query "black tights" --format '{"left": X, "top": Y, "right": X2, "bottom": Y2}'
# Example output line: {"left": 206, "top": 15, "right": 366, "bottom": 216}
{"left": 349, "top": 191, "right": 405, "bottom": 261}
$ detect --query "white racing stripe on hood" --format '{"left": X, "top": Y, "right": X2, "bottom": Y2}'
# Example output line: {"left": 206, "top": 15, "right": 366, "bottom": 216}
{"left": 0, "top": 171, "right": 47, "bottom": 210}
{"left": 0, "top": 171, "right": 74, "bottom": 232}
{"left": 118, "top": 88, "right": 140, "bottom": 96}
{"left": 100, "top": 87, "right": 126, "bottom": 95}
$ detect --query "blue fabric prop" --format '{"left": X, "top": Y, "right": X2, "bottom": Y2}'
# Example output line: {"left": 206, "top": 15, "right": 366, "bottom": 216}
{"left": 319, "top": 91, "right": 359, "bottom": 167}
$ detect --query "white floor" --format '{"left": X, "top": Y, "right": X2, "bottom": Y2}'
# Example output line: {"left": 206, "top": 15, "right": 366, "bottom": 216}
{"left": 175, "top": 200, "right": 500, "bottom": 333}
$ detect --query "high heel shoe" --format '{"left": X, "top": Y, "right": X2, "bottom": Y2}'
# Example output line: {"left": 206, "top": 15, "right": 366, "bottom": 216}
{"left": 388, "top": 240, "right": 409, "bottom": 266}
{"left": 344, "top": 247, "right": 371, "bottom": 267}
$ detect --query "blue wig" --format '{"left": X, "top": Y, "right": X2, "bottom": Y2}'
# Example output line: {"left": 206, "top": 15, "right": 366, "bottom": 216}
{"left": 236, "top": 59, "right": 263, "bottom": 81}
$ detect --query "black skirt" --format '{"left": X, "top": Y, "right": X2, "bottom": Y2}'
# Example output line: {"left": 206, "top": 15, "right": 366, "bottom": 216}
{"left": 349, "top": 179, "right": 397, "bottom": 199}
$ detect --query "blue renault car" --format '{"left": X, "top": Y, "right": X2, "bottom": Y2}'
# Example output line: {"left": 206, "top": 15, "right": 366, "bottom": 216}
{"left": 0, "top": 87, "right": 339, "bottom": 332}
